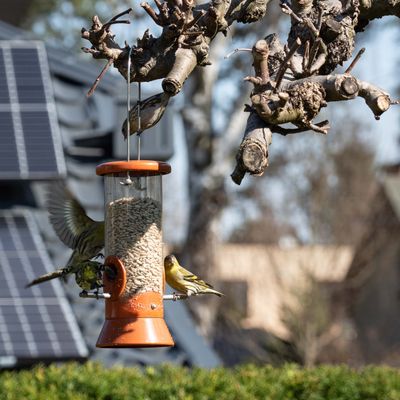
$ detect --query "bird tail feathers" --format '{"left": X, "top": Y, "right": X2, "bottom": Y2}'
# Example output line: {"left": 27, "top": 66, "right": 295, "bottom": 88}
{"left": 26, "top": 268, "right": 70, "bottom": 288}
{"left": 203, "top": 288, "right": 224, "bottom": 297}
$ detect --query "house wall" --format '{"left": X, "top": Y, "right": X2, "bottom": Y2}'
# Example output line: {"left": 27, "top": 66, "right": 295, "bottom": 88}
{"left": 216, "top": 245, "right": 353, "bottom": 340}
{"left": 351, "top": 236, "right": 400, "bottom": 364}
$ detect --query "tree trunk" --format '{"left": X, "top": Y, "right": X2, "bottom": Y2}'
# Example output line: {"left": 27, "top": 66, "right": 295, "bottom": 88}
{"left": 180, "top": 34, "right": 228, "bottom": 336}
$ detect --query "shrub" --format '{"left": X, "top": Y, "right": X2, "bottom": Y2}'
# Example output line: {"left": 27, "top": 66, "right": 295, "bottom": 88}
{"left": 0, "top": 363, "right": 399, "bottom": 400}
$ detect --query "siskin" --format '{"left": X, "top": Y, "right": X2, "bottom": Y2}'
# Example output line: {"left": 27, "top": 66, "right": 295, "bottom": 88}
{"left": 26, "top": 182, "right": 105, "bottom": 290}
{"left": 75, "top": 260, "right": 103, "bottom": 291}
{"left": 26, "top": 260, "right": 103, "bottom": 292}
{"left": 122, "top": 92, "right": 171, "bottom": 139}
{"left": 164, "top": 254, "right": 223, "bottom": 297}
{"left": 47, "top": 181, "right": 105, "bottom": 266}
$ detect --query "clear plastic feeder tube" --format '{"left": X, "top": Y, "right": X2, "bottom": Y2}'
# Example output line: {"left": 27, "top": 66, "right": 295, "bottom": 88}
{"left": 104, "top": 172, "right": 163, "bottom": 297}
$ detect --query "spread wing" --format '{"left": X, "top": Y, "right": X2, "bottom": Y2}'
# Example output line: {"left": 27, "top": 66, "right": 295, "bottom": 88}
{"left": 47, "top": 182, "right": 101, "bottom": 250}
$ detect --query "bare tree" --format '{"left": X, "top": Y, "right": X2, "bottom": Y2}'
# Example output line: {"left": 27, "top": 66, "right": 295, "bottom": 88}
{"left": 79, "top": 0, "right": 400, "bottom": 336}
{"left": 280, "top": 269, "right": 332, "bottom": 366}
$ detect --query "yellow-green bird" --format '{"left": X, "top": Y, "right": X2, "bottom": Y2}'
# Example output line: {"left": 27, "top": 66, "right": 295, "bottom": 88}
{"left": 74, "top": 260, "right": 103, "bottom": 291}
{"left": 26, "top": 260, "right": 103, "bottom": 292}
{"left": 164, "top": 255, "right": 223, "bottom": 297}
{"left": 26, "top": 182, "right": 105, "bottom": 289}
{"left": 47, "top": 181, "right": 105, "bottom": 265}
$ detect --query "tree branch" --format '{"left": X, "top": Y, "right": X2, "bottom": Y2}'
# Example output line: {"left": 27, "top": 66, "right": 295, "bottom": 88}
{"left": 358, "top": 0, "right": 400, "bottom": 29}
{"left": 231, "top": 112, "right": 272, "bottom": 185}
{"left": 80, "top": 0, "right": 400, "bottom": 184}
{"left": 81, "top": 0, "right": 273, "bottom": 94}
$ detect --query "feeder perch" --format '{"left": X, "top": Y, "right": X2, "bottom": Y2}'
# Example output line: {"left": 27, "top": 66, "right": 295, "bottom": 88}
{"left": 96, "top": 160, "right": 174, "bottom": 348}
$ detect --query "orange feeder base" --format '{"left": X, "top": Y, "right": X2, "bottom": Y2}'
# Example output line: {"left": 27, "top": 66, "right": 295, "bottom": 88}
{"left": 96, "top": 256, "right": 174, "bottom": 348}
{"left": 96, "top": 317, "right": 174, "bottom": 348}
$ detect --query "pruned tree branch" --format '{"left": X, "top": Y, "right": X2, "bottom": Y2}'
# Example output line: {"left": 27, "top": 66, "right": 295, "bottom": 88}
{"left": 358, "top": 0, "right": 400, "bottom": 29}
{"left": 231, "top": 112, "right": 272, "bottom": 185}
{"left": 81, "top": 0, "right": 272, "bottom": 95}
{"left": 80, "top": 0, "right": 400, "bottom": 185}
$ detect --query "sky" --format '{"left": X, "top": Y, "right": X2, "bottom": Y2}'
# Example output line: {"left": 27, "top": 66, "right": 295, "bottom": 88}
{"left": 345, "top": 17, "right": 399, "bottom": 164}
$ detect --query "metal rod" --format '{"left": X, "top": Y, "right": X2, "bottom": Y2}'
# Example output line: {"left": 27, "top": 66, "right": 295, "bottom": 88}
{"left": 137, "top": 81, "right": 142, "bottom": 160}
{"left": 126, "top": 46, "right": 133, "bottom": 163}
{"left": 79, "top": 292, "right": 111, "bottom": 299}
{"left": 120, "top": 46, "right": 134, "bottom": 186}
{"left": 163, "top": 294, "right": 189, "bottom": 301}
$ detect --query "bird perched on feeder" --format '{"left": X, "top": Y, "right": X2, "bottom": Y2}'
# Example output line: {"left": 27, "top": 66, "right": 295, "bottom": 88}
{"left": 164, "top": 255, "right": 223, "bottom": 297}
{"left": 26, "top": 260, "right": 103, "bottom": 292}
{"left": 122, "top": 92, "right": 171, "bottom": 138}
{"left": 26, "top": 182, "right": 105, "bottom": 290}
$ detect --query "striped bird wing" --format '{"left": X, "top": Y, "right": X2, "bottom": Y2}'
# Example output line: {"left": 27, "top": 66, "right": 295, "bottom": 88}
{"left": 47, "top": 182, "right": 100, "bottom": 250}
{"left": 181, "top": 266, "right": 214, "bottom": 289}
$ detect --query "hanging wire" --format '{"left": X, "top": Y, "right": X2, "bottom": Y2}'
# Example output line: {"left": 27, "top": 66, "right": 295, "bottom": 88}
{"left": 120, "top": 46, "right": 145, "bottom": 188}
{"left": 120, "top": 46, "right": 134, "bottom": 186}
{"left": 137, "top": 81, "right": 142, "bottom": 160}
{"left": 126, "top": 46, "right": 133, "bottom": 163}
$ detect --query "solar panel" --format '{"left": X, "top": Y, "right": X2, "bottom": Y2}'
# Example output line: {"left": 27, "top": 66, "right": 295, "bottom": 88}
{"left": 0, "top": 41, "right": 66, "bottom": 180}
{"left": 0, "top": 209, "right": 88, "bottom": 367}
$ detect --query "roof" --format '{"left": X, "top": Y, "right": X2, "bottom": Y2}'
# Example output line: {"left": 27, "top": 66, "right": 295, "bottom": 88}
{"left": 382, "top": 174, "right": 400, "bottom": 221}
{"left": 216, "top": 244, "right": 354, "bottom": 340}
{"left": 0, "top": 19, "right": 219, "bottom": 368}
{"left": 344, "top": 171, "right": 400, "bottom": 288}
{"left": 0, "top": 209, "right": 88, "bottom": 368}
{"left": 0, "top": 20, "right": 174, "bottom": 161}
{"left": 0, "top": 20, "right": 117, "bottom": 90}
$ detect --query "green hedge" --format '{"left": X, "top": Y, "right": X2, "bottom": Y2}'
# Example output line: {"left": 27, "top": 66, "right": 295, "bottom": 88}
{"left": 1, "top": 363, "right": 400, "bottom": 400}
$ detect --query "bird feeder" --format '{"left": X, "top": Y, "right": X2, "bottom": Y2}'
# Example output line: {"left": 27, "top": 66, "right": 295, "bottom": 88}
{"left": 95, "top": 160, "right": 174, "bottom": 347}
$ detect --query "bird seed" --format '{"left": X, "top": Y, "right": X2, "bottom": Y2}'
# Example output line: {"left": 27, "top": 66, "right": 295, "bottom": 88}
{"left": 106, "top": 197, "right": 163, "bottom": 297}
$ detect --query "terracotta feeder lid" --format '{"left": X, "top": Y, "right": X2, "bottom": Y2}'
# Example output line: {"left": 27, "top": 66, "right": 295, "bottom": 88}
{"left": 96, "top": 160, "right": 171, "bottom": 176}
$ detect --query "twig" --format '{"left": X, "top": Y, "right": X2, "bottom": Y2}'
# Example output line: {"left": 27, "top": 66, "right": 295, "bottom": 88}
{"left": 303, "top": 40, "right": 310, "bottom": 72}
{"left": 280, "top": 2, "right": 302, "bottom": 22}
{"left": 154, "top": 0, "right": 163, "bottom": 11}
{"left": 141, "top": 2, "right": 161, "bottom": 25}
{"left": 308, "top": 121, "right": 330, "bottom": 134}
{"left": 345, "top": 47, "right": 365, "bottom": 74}
{"left": 225, "top": 48, "right": 252, "bottom": 59}
{"left": 103, "top": 20, "right": 131, "bottom": 32}
{"left": 102, "top": 8, "right": 132, "bottom": 31}
{"left": 316, "top": 6, "right": 323, "bottom": 32}
{"left": 104, "top": 8, "right": 132, "bottom": 25}
{"left": 87, "top": 59, "right": 114, "bottom": 97}
{"left": 275, "top": 38, "right": 301, "bottom": 91}
{"left": 185, "top": 10, "right": 206, "bottom": 30}
{"left": 272, "top": 120, "right": 329, "bottom": 135}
